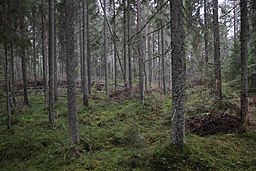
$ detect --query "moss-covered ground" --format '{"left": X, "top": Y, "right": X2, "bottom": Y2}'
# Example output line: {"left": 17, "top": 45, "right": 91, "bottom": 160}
{"left": 0, "top": 87, "right": 256, "bottom": 170}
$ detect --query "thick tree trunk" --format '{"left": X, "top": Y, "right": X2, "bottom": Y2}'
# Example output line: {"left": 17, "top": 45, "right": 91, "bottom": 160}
{"left": 48, "top": 0, "right": 55, "bottom": 125}
{"left": 65, "top": 0, "right": 80, "bottom": 144}
{"left": 137, "top": 0, "right": 144, "bottom": 104}
{"left": 82, "top": 0, "right": 89, "bottom": 107}
{"left": 213, "top": 0, "right": 222, "bottom": 100}
{"left": 240, "top": 0, "right": 249, "bottom": 124}
{"left": 170, "top": 0, "right": 186, "bottom": 146}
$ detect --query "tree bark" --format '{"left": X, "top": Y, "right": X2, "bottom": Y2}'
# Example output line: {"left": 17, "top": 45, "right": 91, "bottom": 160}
{"left": 113, "top": 0, "right": 117, "bottom": 90}
{"left": 204, "top": 0, "right": 209, "bottom": 65}
{"left": 240, "top": 0, "right": 249, "bottom": 124}
{"left": 82, "top": 0, "right": 89, "bottom": 107}
{"left": 65, "top": 0, "right": 80, "bottom": 144}
{"left": 123, "top": 0, "right": 127, "bottom": 90}
{"left": 137, "top": 0, "right": 144, "bottom": 104}
{"left": 213, "top": 0, "right": 222, "bottom": 100}
{"left": 103, "top": 0, "right": 109, "bottom": 97}
{"left": 32, "top": 10, "right": 37, "bottom": 95}
{"left": 170, "top": 0, "right": 186, "bottom": 146}
{"left": 48, "top": 0, "right": 55, "bottom": 125}
{"left": 41, "top": 0, "right": 49, "bottom": 108}
{"left": 127, "top": 0, "right": 132, "bottom": 97}
{"left": 4, "top": 43, "right": 11, "bottom": 129}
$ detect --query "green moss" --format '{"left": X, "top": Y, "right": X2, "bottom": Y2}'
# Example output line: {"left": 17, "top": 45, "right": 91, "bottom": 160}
{"left": 0, "top": 89, "right": 256, "bottom": 170}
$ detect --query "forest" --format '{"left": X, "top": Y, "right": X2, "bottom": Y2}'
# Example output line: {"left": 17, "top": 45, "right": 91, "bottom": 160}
{"left": 0, "top": 0, "right": 256, "bottom": 170}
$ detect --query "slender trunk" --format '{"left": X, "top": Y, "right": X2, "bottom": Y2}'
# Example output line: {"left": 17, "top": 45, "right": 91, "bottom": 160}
{"left": 87, "top": 1, "right": 91, "bottom": 94}
{"left": 161, "top": 26, "right": 166, "bottom": 94}
{"left": 240, "top": 0, "right": 249, "bottom": 124}
{"left": 33, "top": 12, "right": 37, "bottom": 95}
{"left": 54, "top": 0, "right": 58, "bottom": 101}
{"left": 123, "top": 0, "right": 127, "bottom": 90}
{"left": 42, "top": 1, "right": 49, "bottom": 107}
{"left": 65, "top": 0, "right": 80, "bottom": 144}
{"left": 48, "top": 0, "right": 55, "bottom": 124}
{"left": 113, "top": 0, "right": 117, "bottom": 90}
{"left": 103, "top": 0, "right": 109, "bottom": 97}
{"left": 4, "top": 43, "right": 11, "bottom": 129}
{"left": 204, "top": 0, "right": 209, "bottom": 74}
{"left": 170, "top": 0, "right": 186, "bottom": 146}
{"left": 10, "top": 41, "right": 16, "bottom": 106}
{"left": 137, "top": 0, "right": 144, "bottom": 104}
{"left": 82, "top": 0, "right": 89, "bottom": 107}
{"left": 127, "top": 0, "right": 132, "bottom": 97}
{"left": 213, "top": 0, "right": 222, "bottom": 100}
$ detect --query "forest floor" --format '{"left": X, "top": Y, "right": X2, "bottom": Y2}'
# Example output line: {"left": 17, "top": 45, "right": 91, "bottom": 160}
{"left": 0, "top": 85, "right": 256, "bottom": 170}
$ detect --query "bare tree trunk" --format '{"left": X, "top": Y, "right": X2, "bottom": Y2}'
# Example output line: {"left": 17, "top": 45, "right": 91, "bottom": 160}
{"left": 127, "top": 0, "right": 132, "bottom": 97}
{"left": 10, "top": 41, "right": 16, "bottom": 106}
{"left": 240, "top": 0, "right": 249, "bottom": 124}
{"left": 65, "top": 0, "right": 80, "bottom": 144}
{"left": 137, "top": 0, "right": 144, "bottom": 104}
{"left": 204, "top": 0, "right": 209, "bottom": 64}
{"left": 42, "top": 0, "right": 49, "bottom": 107}
{"left": 87, "top": 1, "right": 91, "bottom": 94}
{"left": 148, "top": 33, "right": 152, "bottom": 89}
{"left": 103, "top": 0, "right": 109, "bottom": 97}
{"left": 4, "top": 43, "right": 11, "bottom": 129}
{"left": 32, "top": 10, "right": 37, "bottom": 95}
{"left": 213, "top": 0, "right": 222, "bottom": 100}
{"left": 123, "top": 0, "right": 127, "bottom": 90}
{"left": 54, "top": 0, "right": 58, "bottom": 101}
{"left": 48, "top": 0, "right": 55, "bottom": 125}
{"left": 82, "top": 0, "right": 89, "bottom": 107}
{"left": 113, "top": 0, "right": 117, "bottom": 90}
{"left": 170, "top": 0, "right": 186, "bottom": 146}
{"left": 20, "top": 16, "right": 29, "bottom": 105}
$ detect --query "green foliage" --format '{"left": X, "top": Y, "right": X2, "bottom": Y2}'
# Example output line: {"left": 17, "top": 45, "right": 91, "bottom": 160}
{"left": 0, "top": 91, "right": 256, "bottom": 170}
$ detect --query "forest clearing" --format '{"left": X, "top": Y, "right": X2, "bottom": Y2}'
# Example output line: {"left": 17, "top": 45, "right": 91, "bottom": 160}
{"left": 1, "top": 0, "right": 256, "bottom": 170}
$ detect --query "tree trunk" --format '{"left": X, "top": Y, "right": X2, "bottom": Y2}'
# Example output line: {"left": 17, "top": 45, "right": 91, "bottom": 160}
{"left": 123, "top": 0, "right": 127, "bottom": 90}
{"left": 10, "top": 41, "right": 16, "bottom": 106}
{"left": 41, "top": 0, "right": 49, "bottom": 108}
{"left": 127, "top": 0, "right": 132, "bottom": 97}
{"left": 87, "top": 1, "right": 91, "bottom": 94}
{"left": 240, "top": 0, "right": 249, "bottom": 124}
{"left": 170, "top": 0, "right": 186, "bottom": 146}
{"left": 137, "top": 0, "right": 144, "bottom": 104}
{"left": 213, "top": 0, "right": 222, "bottom": 100}
{"left": 20, "top": 17, "right": 29, "bottom": 105}
{"left": 82, "top": 0, "right": 89, "bottom": 107}
{"left": 32, "top": 11, "right": 37, "bottom": 95}
{"left": 204, "top": 0, "right": 209, "bottom": 66}
{"left": 103, "top": 0, "right": 109, "bottom": 97}
{"left": 4, "top": 43, "right": 11, "bottom": 129}
{"left": 48, "top": 0, "right": 55, "bottom": 125}
{"left": 113, "top": 0, "right": 117, "bottom": 90}
{"left": 54, "top": 0, "right": 58, "bottom": 101}
{"left": 65, "top": 0, "right": 80, "bottom": 144}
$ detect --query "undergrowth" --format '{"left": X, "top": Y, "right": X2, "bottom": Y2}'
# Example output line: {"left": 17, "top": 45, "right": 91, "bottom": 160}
{"left": 0, "top": 86, "right": 256, "bottom": 170}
